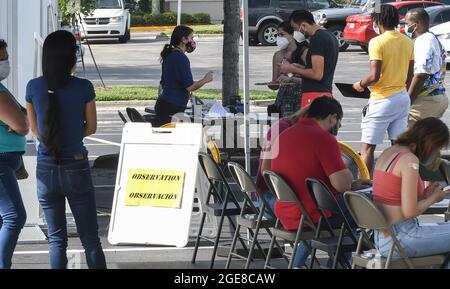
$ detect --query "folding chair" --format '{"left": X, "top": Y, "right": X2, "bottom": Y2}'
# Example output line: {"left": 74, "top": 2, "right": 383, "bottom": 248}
{"left": 118, "top": 110, "right": 128, "bottom": 123}
{"left": 262, "top": 171, "right": 321, "bottom": 269}
{"left": 192, "top": 153, "right": 249, "bottom": 269}
{"left": 225, "top": 162, "right": 284, "bottom": 269}
{"left": 344, "top": 191, "right": 449, "bottom": 269}
{"left": 126, "top": 107, "right": 145, "bottom": 122}
{"left": 306, "top": 178, "right": 360, "bottom": 269}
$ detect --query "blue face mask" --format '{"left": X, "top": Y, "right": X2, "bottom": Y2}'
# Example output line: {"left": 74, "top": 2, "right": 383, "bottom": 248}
{"left": 405, "top": 23, "right": 417, "bottom": 39}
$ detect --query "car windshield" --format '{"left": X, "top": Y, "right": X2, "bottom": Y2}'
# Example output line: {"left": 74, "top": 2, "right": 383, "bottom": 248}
{"left": 96, "top": 0, "right": 122, "bottom": 9}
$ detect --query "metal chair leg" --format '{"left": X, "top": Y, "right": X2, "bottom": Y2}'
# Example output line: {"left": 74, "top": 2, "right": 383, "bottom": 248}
{"left": 225, "top": 223, "right": 241, "bottom": 269}
{"left": 264, "top": 234, "right": 277, "bottom": 269}
{"left": 191, "top": 212, "right": 206, "bottom": 264}
{"left": 210, "top": 212, "right": 227, "bottom": 269}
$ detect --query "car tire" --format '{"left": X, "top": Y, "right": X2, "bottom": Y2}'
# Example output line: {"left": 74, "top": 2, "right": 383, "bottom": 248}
{"left": 119, "top": 26, "right": 130, "bottom": 43}
{"left": 360, "top": 45, "right": 368, "bottom": 54}
{"left": 258, "top": 22, "right": 278, "bottom": 46}
{"left": 329, "top": 25, "right": 349, "bottom": 52}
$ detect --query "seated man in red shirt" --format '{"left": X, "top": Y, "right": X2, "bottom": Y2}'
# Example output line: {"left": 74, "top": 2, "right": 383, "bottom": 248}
{"left": 271, "top": 96, "right": 369, "bottom": 268}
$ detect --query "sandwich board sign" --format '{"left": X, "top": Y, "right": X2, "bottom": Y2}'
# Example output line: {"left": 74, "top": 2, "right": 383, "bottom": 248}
{"left": 108, "top": 122, "right": 203, "bottom": 247}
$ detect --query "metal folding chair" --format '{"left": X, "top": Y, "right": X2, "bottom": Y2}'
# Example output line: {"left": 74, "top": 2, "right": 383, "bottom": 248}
{"left": 262, "top": 171, "right": 321, "bottom": 269}
{"left": 118, "top": 110, "right": 128, "bottom": 123}
{"left": 420, "top": 159, "right": 450, "bottom": 221}
{"left": 344, "top": 191, "right": 449, "bottom": 269}
{"left": 192, "top": 153, "right": 249, "bottom": 269}
{"left": 306, "top": 178, "right": 360, "bottom": 269}
{"left": 225, "top": 162, "right": 284, "bottom": 269}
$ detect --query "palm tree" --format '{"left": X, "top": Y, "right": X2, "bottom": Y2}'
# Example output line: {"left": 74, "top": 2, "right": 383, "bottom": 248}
{"left": 222, "top": 0, "right": 240, "bottom": 106}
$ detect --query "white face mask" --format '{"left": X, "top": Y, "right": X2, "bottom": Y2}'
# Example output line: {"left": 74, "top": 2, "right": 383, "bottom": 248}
{"left": 0, "top": 60, "right": 10, "bottom": 81}
{"left": 276, "top": 36, "right": 289, "bottom": 50}
{"left": 372, "top": 23, "right": 380, "bottom": 35}
{"left": 293, "top": 31, "right": 306, "bottom": 43}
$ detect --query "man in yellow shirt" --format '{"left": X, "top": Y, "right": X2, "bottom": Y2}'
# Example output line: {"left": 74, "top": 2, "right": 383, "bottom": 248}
{"left": 353, "top": 4, "right": 414, "bottom": 173}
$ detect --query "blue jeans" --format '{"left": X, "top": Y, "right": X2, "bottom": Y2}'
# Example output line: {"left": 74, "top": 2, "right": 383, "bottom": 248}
{"left": 255, "top": 191, "right": 277, "bottom": 220}
{"left": 36, "top": 156, "right": 106, "bottom": 269}
{"left": 375, "top": 218, "right": 450, "bottom": 268}
{"left": 0, "top": 153, "right": 26, "bottom": 269}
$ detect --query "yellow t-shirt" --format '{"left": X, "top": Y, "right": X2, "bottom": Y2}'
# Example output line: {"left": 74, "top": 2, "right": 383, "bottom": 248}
{"left": 368, "top": 30, "right": 414, "bottom": 100}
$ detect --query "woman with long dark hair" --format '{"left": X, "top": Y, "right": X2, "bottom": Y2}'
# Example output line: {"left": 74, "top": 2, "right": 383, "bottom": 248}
{"left": 0, "top": 39, "right": 28, "bottom": 269}
{"left": 156, "top": 25, "right": 213, "bottom": 124}
{"left": 26, "top": 30, "right": 106, "bottom": 269}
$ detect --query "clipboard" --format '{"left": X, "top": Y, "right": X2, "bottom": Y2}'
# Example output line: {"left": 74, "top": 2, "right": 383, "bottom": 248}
{"left": 335, "top": 83, "right": 371, "bottom": 99}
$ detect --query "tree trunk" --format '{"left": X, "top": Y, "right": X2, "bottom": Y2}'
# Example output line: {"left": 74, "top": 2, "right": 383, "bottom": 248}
{"left": 222, "top": 0, "right": 240, "bottom": 106}
{"left": 152, "top": 0, "right": 161, "bottom": 14}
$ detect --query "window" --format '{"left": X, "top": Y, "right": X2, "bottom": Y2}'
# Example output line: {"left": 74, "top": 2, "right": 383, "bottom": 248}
{"left": 441, "top": 10, "right": 450, "bottom": 23}
{"left": 96, "top": 0, "right": 122, "bottom": 9}
{"left": 249, "top": 0, "right": 271, "bottom": 8}
{"left": 307, "top": 0, "right": 331, "bottom": 10}
{"left": 279, "top": 0, "right": 307, "bottom": 9}
{"left": 397, "top": 4, "right": 425, "bottom": 17}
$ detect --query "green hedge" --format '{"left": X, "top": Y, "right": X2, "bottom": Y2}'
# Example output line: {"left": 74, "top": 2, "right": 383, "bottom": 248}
{"left": 131, "top": 12, "right": 211, "bottom": 26}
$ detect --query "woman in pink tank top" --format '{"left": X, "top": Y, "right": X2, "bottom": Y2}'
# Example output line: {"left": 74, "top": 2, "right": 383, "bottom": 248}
{"left": 373, "top": 118, "right": 450, "bottom": 263}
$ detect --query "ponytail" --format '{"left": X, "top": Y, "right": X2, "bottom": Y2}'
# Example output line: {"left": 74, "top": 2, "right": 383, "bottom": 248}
{"left": 160, "top": 43, "right": 174, "bottom": 63}
{"left": 42, "top": 90, "right": 60, "bottom": 162}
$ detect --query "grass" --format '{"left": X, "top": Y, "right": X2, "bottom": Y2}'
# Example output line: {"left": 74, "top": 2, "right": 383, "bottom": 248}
{"left": 95, "top": 86, "right": 276, "bottom": 101}
{"left": 162, "top": 24, "right": 223, "bottom": 35}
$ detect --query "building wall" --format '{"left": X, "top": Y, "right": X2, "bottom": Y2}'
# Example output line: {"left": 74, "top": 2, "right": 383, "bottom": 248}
{"left": 166, "top": 0, "right": 224, "bottom": 23}
{"left": 0, "top": 0, "right": 57, "bottom": 104}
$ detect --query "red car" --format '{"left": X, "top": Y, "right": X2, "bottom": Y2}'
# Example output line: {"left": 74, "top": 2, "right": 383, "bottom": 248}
{"left": 343, "top": 1, "right": 444, "bottom": 52}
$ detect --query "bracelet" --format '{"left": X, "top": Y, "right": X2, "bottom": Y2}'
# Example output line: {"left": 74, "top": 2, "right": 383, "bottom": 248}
{"left": 359, "top": 80, "right": 365, "bottom": 88}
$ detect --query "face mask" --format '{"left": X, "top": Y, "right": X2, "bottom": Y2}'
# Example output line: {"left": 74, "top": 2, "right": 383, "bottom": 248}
{"left": 299, "top": 25, "right": 310, "bottom": 39}
{"left": 372, "top": 23, "right": 380, "bottom": 35}
{"left": 186, "top": 40, "right": 196, "bottom": 53}
{"left": 405, "top": 23, "right": 417, "bottom": 38}
{"left": 0, "top": 60, "right": 10, "bottom": 81}
{"left": 293, "top": 31, "right": 306, "bottom": 43}
{"left": 276, "top": 36, "right": 289, "bottom": 50}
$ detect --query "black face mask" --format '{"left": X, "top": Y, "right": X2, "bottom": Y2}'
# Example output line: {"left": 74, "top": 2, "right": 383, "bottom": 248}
{"left": 186, "top": 40, "right": 196, "bottom": 53}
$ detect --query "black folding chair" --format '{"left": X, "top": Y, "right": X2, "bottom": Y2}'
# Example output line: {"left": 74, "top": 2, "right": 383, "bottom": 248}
{"left": 262, "top": 171, "right": 322, "bottom": 269}
{"left": 192, "top": 153, "right": 249, "bottom": 269}
{"left": 118, "top": 110, "right": 128, "bottom": 123}
{"left": 225, "top": 162, "right": 283, "bottom": 269}
{"left": 126, "top": 107, "right": 145, "bottom": 122}
{"left": 306, "top": 178, "right": 360, "bottom": 269}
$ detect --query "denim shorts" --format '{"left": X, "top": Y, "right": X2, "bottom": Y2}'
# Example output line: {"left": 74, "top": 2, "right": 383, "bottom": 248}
{"left": 375, "top": 218, "right": 450, "bottom": 260}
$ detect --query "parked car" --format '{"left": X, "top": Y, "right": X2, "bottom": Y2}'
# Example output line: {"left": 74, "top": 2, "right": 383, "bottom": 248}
{"left": 429, "top": 9, "right": 450, "bottom": 64}
{"left": 344, "top": 1, "right": 444, "bottom": 52}
{"left": 244, "top": 0, "right": 340, "bottom": 46}
{"left": 80, "top": 0, "right": 131, "bottom": 43}
{"left": 312, "top": 0, "right": 392, "bottom": 52}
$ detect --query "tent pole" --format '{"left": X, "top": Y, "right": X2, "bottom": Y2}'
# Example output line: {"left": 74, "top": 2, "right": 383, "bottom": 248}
{"left": 242, "top": 0, "right": 250, "bottom": 174}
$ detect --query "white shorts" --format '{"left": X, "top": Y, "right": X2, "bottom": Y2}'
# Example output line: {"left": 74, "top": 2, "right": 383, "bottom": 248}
{"left": 361, "top": 90, "right": 411, "bottom": 145}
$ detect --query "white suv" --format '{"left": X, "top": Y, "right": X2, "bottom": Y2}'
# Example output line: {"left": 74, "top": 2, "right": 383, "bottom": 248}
{"left": 81, "top": 0, "right": 131, "bottom": 43}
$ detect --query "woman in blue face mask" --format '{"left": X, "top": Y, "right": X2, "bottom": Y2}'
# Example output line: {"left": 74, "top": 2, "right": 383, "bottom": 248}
{"left": 156, "top": 25, "right": 214, "bottom": 125}
{"left": 268, "top": 21, "right": 308, "bottom": 118}
{"left": 0, "top": 39, "right": 29, "bottom": 269}
{"left": 372, "top": 117, "right": 450, "bottom": 265}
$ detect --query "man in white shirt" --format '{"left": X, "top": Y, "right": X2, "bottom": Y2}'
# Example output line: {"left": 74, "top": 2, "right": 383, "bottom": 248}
{"left": 405, "top": 8, "right": 448, "bottom": 127}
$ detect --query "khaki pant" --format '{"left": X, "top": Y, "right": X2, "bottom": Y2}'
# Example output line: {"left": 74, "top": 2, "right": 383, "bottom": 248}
{"left": 408, "top": 94, "right": 449, "bottom": 128}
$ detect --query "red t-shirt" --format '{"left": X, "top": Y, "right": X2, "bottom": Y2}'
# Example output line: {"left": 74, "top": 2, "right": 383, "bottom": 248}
{"left": 271, "top": 118, "right": 347, "bottom": 231}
